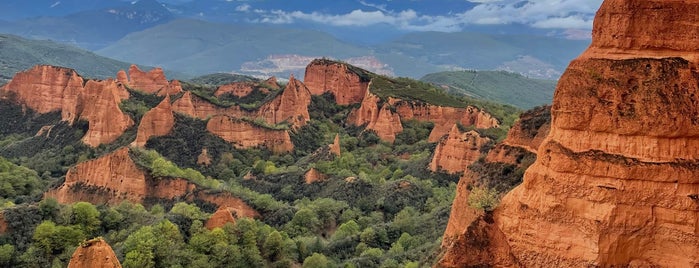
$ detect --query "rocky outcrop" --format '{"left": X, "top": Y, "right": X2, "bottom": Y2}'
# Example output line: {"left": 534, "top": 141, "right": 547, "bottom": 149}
{"left": 440, "top": 1, "right": 699, "bottom": 267}
{"left": 347, "top": 92, "right": 403, "bottom": 142}
{"left": 429, "top": 125, "right": 491, "bottom": 174}
{"left": 256, "top": 75, "right": 311, "bottom": 129}
{"left": 485, "top": 106, "right": 550, "bottom": 165}
{"left": 214, "top": 77, "right": 276, "bottom": 98}
{"left": 329, "top": 134, "right": 341, "bottom": 156}
{"left": 119, "top": 65, "right": 182, "bottom": 96}
{"left": 304, "top": 59, "right": 370, "bottom": 105}
{"left": 389, "top": 98, "right": 500, "bottom": 142}
{"left": 132, "top": 95, "right": 174, "bottom": 147}
{"left": 205, "top": 207, "right": 237, "bottom": 230}
{"left": 46, "top": 148, "right": 258, "bottom": 218}
{"left": 206, "top": 115, "right": 293, "bottom": 153}
{"left": 197, "top": 148, "right": 212, "bottom": 166}
{"left": 1, "top": 65, "right": 134, "bottom": 147}
{"left": 304, "top": 168, "right": 327, "bottom": 184}
{"left": 348, "top": 91, "right": 499, "bottom": 143}
{"left": 67, "top": 238, "right": 122, "bottom": 268}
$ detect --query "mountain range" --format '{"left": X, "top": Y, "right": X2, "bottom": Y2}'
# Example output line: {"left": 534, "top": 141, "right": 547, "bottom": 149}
{"left": 0, "top": 0, "right": 595, "bottom": 80}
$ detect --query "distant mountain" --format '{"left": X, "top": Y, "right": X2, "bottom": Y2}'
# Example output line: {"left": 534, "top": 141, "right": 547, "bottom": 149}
{"left": 97, "top": 19, "right": 371, "bottom": 76}
{"left": 420, "top": 70, "right": 558, "bottom": 109}
{"left": 0, "top": 0, "right": 126, "bottom": 20}
{"left": 0, "top": 34, "right": 182, "bottom": 84}
{"left": 376, "top": 32, "right": 589, "bottom": 79}
{"left": 0, "top": 0, "right": 173, "bottom": 50}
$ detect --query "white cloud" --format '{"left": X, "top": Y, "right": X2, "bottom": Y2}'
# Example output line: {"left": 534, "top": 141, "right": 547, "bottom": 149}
{"left": 249, "top": 0, "right": 604, "bottom": 32}
{"left": 236, "top": 4, "right": 251, "bottom": 12}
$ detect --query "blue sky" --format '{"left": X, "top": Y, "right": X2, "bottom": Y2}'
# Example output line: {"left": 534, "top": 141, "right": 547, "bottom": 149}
{"left": 218, "top": 0, "right": 604, "bottom": 32}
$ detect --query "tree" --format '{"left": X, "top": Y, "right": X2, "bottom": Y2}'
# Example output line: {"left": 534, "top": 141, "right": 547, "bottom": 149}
{"left": 71, "top": 202, "right": 100, "bottom": 235}
{"left": 262, "top": 230, "right": 284, "bottom": 262}
{"left": 302, "top": 253, "right": 330, "bottom": 268}
{"left": 122, "top": 226, "right": 156, "bottom": 268}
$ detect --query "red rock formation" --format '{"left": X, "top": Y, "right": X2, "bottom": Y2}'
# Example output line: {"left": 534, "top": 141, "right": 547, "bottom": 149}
{"left": 67, "top": 238, "right": 122, "bottom": 268}
{"left": 347, "top": 91, "right": 403, "bottom": 142}
{"left": 263, "top": 76, "right": 280, "bottom": 90}
{"left": 389, "top": 98, "right": 500, "bottom": 142}
{"left": 429, "top": 125, "right": 491, "bottom": 174}
{"left": 46, "top": 148, "right": 259, "bottom": 218}
{"left": 348, "top": 91, "right": 499, "bottom": 143}
{"left": 206, "top": 115, "right": 293, "bottom": 153}
{"left": 124, "top": 65, "right": 169, "bottom": 94}
{"left": 1, "top": 66, "right": 134, "bottom": 147}
{"left": 215, "top": 82, "right": 256, "bottom": 98}
{"left": 441, "top": 1, "right": 699, "bottom": 266}
{"left": 119, "top": 65, "right": 182, "bottom": 96}
{"left": 79, "top": 80, "right": 134, "bottom": 147}
{"left": 205, "top": 207, "right": 237, "bottom": 230}
{"left": 486, "top": 106, "right": 550, "bottom": 165}
{"left": 304, "top": 59, "right": 370, "bottom": 105}
{"left": 329, "top": 134, "right": 341, "bottom": 156}
{"left": 304, "top": 168, "right": 327, "bottom": 184}
{"left": 256, "top": 75, "right": 311, "bottom": 129}
{"left": 197, "top": 148, "right": 212, "bottom": 166}
{"left": 132, "top": 95, "right": 174, "bottom": 147}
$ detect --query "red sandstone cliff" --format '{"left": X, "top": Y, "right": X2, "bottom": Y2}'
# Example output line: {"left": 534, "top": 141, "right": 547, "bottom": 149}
{"left": 205, "top": 207, "right": 237, "bottom": 230}
{"left": 67, "top": 238, "right": 122, "bottom": 268}
{"left": 348, "top": 91, "right": 499, "bottom": 143}
{"left": 256, "top": 75, "right": 311, "bottom": 129}
{"left": 429, "top": 125, "right": 491, "bottom": 174}
{"left": 214, "top": 76, "right": 277, "bottom": 98}
{"left": 119, "top": 65, "right": 182, "bottom": 96}
{"left": 206, "top": 115, "right": 293, "bottom": 154}
{"left": 485, "top": 106, "right": 550, "bottom": 165}
{"left": 46, "top": 148, "right": 259, "bottom": 218}
{"left": 304, "top": 59, "right": 370, "bottom": 105}
{"left": 132, "top": 95, "right": 175, "bottom": 147}
{"left": 329, "top": 134, "right": 341, "bottom": 156}
{"left": 1, "top": 66, "right": 134, "bottom": 147}
{"left": 440, "top": 1, "right": 699, "bottom": 267}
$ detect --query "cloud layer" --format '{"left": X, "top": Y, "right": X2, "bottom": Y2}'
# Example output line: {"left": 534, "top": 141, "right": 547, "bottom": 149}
{"left": 240, "top": 0, "right": 604, "bottom": 32}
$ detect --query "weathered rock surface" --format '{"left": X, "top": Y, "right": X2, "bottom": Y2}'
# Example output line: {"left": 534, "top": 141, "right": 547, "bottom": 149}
{"left": 119, "top": 65, "right": 182, "bottom": 96}
{"left": 214, "top": 77, "right": 276, "bottom": 98}
{"left": 304, "top": 168, "right": 327, "bottom": 184}
{"left": 67, "top": 238, "right": 122, "bottom": 268}
{"left": 429, "top": 125, "right": 491, "bottom": 174}
{"left": 206, "top": 115, "right": 293, "bottom": 153}
{"left": 1, "top": 65, "right": 134, "bottom": 147}
{"left": 132, "top": 95, "right": 174, "bottom": 147}
{"left": 46, "top": 148, "right": 258, "bottom": 218}
{"left": 440, "top": 1, "right": 699, "bottom": 267}
{"left": 304, "top": 59, "right": 370, "bottom": 105}
{"left": 348, "top": 92, "right": 499, "bottom": 143}
{"left": 485, "top": 106, "right": 550, "bottom": 165}
{"left": 256, "top": 75, "right": 311, "bottom": 129}
{"left": 329, "top": 134, "right": 341, "bottom": 156}
{"left": 205, "top": 207, "right": 237, "bottom": 230}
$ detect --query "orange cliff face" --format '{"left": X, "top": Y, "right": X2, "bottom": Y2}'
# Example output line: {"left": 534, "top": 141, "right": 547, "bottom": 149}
{"left": 132, "top": 95, "right": 175, "bottom": 147}
{"left": 256, "top": 75, "right": 311, "bottom": 129}
{"left": 440, "top": 1, "right": 699, "bottom": 267}
{"left": 214, "top": 77, "right": 277, "bottom": 98}
{"left": 120, "top": 65, "right": 182, "bottom": 96}
{"left": 304, "top": 59, "right": 370, "bottom": 105}
{"left": 347, "top": 91, "right": 403, "bottom": 142}
{"left": 485, "top": 106, "right": 551, "bottom": 165}
{"left": 1, "top": 66, "right": 134, "bottom": 147}
{"left": 429, "top": 125, "right": 492, "bottom": 174}
{"left": 67, "top": 238, "right": 122, "bottom": 268}
{"left": 46, "top": 147, "right": 259, "bottom": 218}
{"left": 347, "top": 91, "right": 499, "bottom": 143}
{"left": 206, "top": 115, "right": 294, "bottom": 154}
{"left": 205, "top": 207, "right": 237, "bottom": 230}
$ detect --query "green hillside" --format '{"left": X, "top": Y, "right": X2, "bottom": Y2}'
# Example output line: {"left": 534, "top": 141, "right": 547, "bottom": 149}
{"left": 0, "top": 34, "right": 136, "bottom": 83}
{"left": 420, "top": 70, "right": 558, "bottom": 109}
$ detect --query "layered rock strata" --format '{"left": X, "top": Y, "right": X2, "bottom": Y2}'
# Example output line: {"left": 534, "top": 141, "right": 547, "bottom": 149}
{"left": 440, "top": 1, "right": 699, "bottom": 266}
{"left": 429, "top": 125, "right": 491, "bottom": 174}
{"left": 46, "top": 148, "right": 259, "bottom": 218}
{"left": 1, "top": 66, "right": 133, "bottom": 147}
{"left": 304, "top": 59, "right": 370, "bottom": 105}
{"left": 206, "top": 115, "right": 294, "bottom": 153}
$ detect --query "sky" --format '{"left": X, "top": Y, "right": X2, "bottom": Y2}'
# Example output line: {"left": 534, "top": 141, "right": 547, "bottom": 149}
{"left": 226, "top": 0, "right": 605, "bottom": 33}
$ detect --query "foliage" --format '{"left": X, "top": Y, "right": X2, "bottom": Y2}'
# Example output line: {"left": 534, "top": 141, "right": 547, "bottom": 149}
{"left": 467, "top": 186, "right": 500, "bottom": 211}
